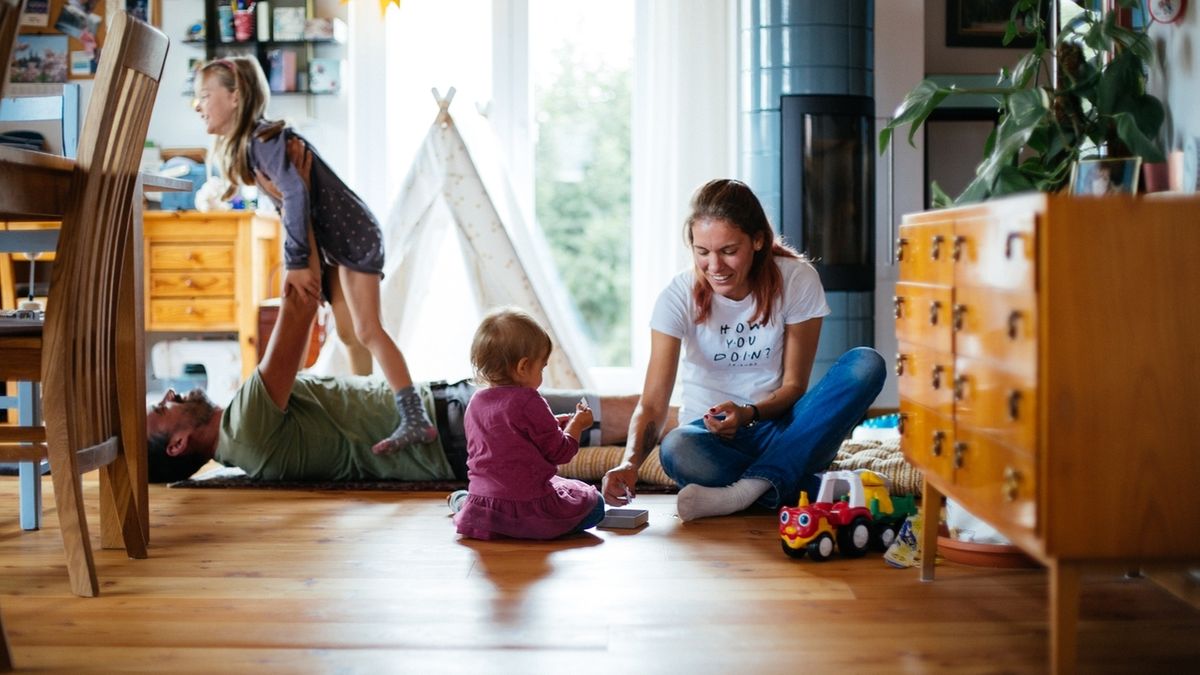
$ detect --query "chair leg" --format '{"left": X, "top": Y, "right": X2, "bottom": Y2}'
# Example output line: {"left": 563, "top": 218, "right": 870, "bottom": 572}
{"left": 47, "top": 447, "right": 100, "bottom": 597}
{"left": 0, "top": 604, "right": 12, "bottom": 672}
{"left": 17, "top": 381, "right": 43, "bottom": 531}
{"left": 99, "top": 452, "right": 147, "bottom": 560}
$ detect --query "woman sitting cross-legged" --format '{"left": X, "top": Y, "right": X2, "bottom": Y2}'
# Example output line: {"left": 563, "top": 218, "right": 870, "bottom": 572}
{"left": 601, "top": 178, "right": 886, "bottom": 522}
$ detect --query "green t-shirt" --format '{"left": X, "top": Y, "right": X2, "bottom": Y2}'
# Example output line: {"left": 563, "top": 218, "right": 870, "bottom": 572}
{"left": 215, "top": 372, "right": 454, "bottom": 481}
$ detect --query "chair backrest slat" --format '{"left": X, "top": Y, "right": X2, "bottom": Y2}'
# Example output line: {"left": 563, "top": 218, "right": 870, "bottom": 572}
{"left": 0, "top": 0, "right": 25, "bottom": 101}
{"left": 40, "top": 12, "right": 169, "bottom": 457}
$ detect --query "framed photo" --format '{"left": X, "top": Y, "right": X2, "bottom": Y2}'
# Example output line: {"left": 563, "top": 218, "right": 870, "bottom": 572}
{"left": 9, "top": 34, "right": 69, "bottom": 83}
{"left": 946, "top": 0, "right": 1045, "bottom": 48}
{"left": 1070, "top": 157, "right": 1142, "bottom": 196}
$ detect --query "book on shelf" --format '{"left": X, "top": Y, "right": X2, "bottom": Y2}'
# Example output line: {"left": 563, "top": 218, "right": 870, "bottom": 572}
{"left": 267, "top": 49, "right": 297, "bottom": 93}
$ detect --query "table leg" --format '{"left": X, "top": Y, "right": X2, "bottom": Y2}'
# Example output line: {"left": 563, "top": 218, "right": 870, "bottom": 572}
{"left": 1050, "top": 559, "right": 1081, "bottom": 675}
{"left": 920, "top": 476, "right": 941, "bottom": 582}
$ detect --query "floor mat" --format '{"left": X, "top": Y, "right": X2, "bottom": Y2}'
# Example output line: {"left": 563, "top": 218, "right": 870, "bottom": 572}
{"left": 169, "top": 466, "right": 679, "bottom": 493}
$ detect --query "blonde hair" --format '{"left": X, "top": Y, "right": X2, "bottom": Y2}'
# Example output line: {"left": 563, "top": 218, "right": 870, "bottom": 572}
{"left": 470, "top": 308, "right": 553, "bottom": 386}
{"left": 196, "top": 56, "right": 285, "bottom": 200}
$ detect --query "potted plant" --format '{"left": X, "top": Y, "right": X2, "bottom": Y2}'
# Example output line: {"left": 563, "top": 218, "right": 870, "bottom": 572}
{"left": 880, "top": 0, "right": 1166, "bottom": 206}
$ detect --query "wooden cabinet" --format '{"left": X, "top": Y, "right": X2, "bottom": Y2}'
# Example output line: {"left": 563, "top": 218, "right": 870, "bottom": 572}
{"left": 143, "top": 211, "right": 280, "bottom": 379}
{"left": 896, "top": 193, "right": 1200, "bottom": 674}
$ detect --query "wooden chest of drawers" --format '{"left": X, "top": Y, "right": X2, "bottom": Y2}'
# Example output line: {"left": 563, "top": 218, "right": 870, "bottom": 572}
{"left": 143, "top": 211, "right": 280, "bottom": 378}
{"left": 895, "top": 193, "right": 1200, "bottom": 674}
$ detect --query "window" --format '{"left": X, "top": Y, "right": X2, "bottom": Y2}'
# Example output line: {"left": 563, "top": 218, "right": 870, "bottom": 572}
{"left": 529, "top": 1, "right": 634, "bottom": 368}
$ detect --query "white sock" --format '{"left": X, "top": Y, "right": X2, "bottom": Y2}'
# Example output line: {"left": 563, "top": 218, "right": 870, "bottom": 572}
{"left": 675, "top": 478, "right": 771, "bottom": 522}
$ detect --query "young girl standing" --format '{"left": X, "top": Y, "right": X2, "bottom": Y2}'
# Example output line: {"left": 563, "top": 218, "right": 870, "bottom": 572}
{"left": 193, "top": 56, "right": 436, "bottom": 454}
{"left": 453, "top": 308, "right": 604, "bottom": 540}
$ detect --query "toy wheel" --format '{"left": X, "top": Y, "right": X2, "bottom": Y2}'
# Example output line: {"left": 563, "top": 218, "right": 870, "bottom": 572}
{"left": 807, "top": 532, "right": 835, "bottom": 562}
{"left": 871, "top": 522, "right": 900, "bottom": 551}
{"left": 837, "top": 517, "right": 871, "bottom": 558}
{"left": 780, "top": 540, "right": 806, "bottom": 559}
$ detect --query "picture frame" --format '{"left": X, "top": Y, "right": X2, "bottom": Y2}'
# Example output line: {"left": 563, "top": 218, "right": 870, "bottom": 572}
{"left": 1070, "top": 157, "right": 1143, "bottom": 196}
{"left": 946, "top": 0, "right": 1045, "bottom": 49}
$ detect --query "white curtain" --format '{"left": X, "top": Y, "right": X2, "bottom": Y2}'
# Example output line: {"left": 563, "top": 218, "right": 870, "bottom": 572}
{"left": 630, "top": 0, "right": 736, "bottom": 371}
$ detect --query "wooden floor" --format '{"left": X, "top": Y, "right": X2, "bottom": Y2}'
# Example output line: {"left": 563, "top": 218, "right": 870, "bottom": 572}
{"left": 2, "top": 474, "right": 1199, "bottom": 674}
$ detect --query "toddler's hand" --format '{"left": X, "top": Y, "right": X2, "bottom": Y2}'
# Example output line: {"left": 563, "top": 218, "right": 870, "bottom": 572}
{"left": 564, "top": 403, "right": 594, "bottom": 439}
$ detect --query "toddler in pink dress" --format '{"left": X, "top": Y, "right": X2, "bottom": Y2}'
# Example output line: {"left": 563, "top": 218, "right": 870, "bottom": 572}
{"left": 453, "top": 308, "right": 604, "bottom": 540}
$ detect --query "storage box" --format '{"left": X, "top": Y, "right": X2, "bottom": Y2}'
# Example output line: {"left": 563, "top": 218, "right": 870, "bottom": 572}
{"left": 272, "top": 6, "right": 306, "bottom": 41}
{"left": 597, "top": 508, "right": 648, "bottom": 529}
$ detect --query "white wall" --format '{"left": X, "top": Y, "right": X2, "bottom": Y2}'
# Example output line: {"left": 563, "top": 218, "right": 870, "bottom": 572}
{"left": 871, "top": 0, "right": 927, "bottom": 409}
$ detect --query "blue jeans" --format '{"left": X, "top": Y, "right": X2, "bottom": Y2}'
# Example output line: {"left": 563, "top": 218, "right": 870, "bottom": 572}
{"left": 659, "top": 347, "right": 886, "bottom": 510}
{"left": 570, "top": 496, "right": 606, "bottom": 534}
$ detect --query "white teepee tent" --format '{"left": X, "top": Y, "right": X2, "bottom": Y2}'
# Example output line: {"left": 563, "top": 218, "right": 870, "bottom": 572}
{"left": 312, "top": 89, "right": 594, "bottom": 389}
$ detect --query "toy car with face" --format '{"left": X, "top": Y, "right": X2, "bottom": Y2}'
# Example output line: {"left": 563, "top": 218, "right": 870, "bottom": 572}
{"left": 779, "top": 469, "right": 917, "bottom": 561}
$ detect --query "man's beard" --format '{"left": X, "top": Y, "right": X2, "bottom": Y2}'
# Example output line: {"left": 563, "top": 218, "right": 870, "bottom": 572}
{"left": 179, "top": 388, "right": 217, "bottom": 427}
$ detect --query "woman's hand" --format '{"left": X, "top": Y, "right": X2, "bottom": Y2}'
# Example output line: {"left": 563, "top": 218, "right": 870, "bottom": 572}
{"left": 283, "top": 266, "right": 321, "bottom": 302}
{"left": 601, "top": 462, "right": 639, "bottom": 506}
{"left": 702, "top": 400, "right": 747, "bottom": 439}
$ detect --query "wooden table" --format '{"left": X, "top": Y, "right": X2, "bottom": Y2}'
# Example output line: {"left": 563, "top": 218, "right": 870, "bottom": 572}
{"left": 0, "top": 144, "right": 190, "bottom": 546}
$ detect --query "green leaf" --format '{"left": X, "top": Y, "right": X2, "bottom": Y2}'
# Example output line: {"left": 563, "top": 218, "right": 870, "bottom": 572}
{"left": 930, "top": 181, "right": 953, "bottom": 209}
{"left": 1097, "top": 51, "right": 1142, "bottom": 116}
{"left": 994, "top": 165, "right": 1037, "bottom": 197}
{"left": 1012, "top": 47, "right": 1044, "bottom": 89}
{"left": 1114, "top": 111, "right": 1165, "bottom": 163}
{"left": 879, "top": 80, "right": 951, "bottom": 153}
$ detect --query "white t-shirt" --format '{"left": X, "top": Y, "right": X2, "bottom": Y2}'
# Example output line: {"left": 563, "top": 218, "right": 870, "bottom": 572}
{"left": 650, "top": 256, "right": 830, "bottom": 423}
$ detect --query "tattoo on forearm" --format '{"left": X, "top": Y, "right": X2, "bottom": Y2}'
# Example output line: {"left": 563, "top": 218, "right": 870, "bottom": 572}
{"left": 639, "top": 422, "right": 658, "bottom": 461}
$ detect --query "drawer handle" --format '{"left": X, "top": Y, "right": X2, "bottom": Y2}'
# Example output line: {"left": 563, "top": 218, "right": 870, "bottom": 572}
{"left": 1007, "top": 310, "right": 1023, "bottom": 340}
{"left": 185, "top": 306, "right": 197, "bottom": 315}
{"left": 1004, "top": 232, "right": 1025, "bottom": 259}
{"left": 187, "top": 252, "right": 201, "bottom": 263}
{"left": 953, "top": 374, "right": 966, "bottom": 402}
{"left": 931, "top": 430, "right": 945, "bottom": 456}
{"left": 1008, "top": 389, "right": 1022, "bottom": 421}
{"left": 895, "top": 237, "right": 907, "bottom": 261}
{"left": 893, "top": 295, "right": 905, "bottom": 319}
{"left": 952, "top": 303, "right": 966, "bottom": 331}
{"left": 930, "top": 234, "right": 943, "bottom": 260}
{"left": 1003, "top": 466, "right": 1021, "bottom": 502}
{"left": 183, "top": 277, "right": 196, "bottom": 288}
{"left": 952, "top": 235, "right": 965, "bottom": 262}
{"left": 897, "top": 413, "right": 906, "bottom": 435}
{"left": 929, "top": 300, "right": 941, "bottom": 326}
{"left": 931, "top": 364, "right": 944, "bottom": 390}
{"left": 953, "top": 441, "right": 967, "bottom": 469}
{"left": 895, "top": 353, "right": 906, "bottom": 376}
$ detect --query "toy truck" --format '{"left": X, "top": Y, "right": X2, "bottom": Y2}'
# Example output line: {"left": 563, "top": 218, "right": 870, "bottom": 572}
{"left": 778, "top": 469, "right": 917, "bottom": 561}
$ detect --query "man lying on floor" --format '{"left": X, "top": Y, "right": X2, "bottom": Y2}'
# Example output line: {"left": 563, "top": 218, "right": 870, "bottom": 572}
{"left": 146, "top": 289, "right": 670, "bottom": 483}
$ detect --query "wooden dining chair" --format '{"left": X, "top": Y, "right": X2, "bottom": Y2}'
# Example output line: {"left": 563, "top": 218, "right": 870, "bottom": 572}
{"left": 0, "top": 11, "right": 168, "bottom": 597}
{"left": 2, "top": 0, "right": 29, "bottom": 666}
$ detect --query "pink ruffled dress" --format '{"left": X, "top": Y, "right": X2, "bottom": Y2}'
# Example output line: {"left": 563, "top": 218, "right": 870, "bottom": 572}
{"left": 454, "top": 386, "right": 600, "bottom": 540}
